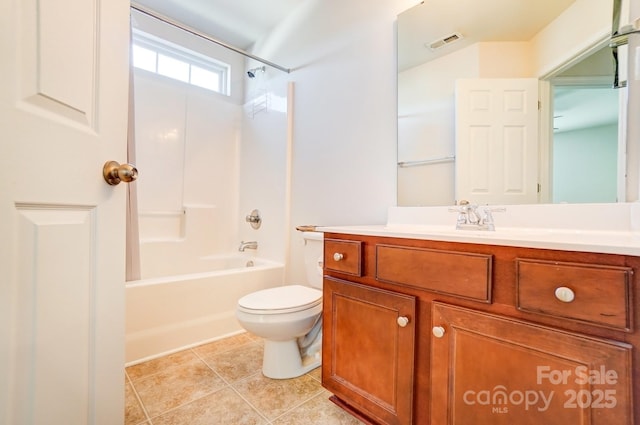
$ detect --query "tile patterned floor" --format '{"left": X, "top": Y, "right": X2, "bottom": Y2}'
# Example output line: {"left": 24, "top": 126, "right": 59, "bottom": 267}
{"left": 125, "top": 332, "right": 364, "bottom": 424}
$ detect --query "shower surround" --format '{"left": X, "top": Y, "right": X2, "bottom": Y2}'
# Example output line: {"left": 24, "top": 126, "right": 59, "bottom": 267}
{"left": 127, "top": 52, "right": 292, "bottom": 362}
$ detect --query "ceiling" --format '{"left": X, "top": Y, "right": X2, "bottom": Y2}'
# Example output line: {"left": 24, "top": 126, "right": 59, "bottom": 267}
{"left": 398, "top": 0, "right": 577, "bottom": 71}
{"left": 136, "top": 1, "right": 580, "bottom": 74}
{"left": 132, "top": 0, "right": 304, "bottom": 49}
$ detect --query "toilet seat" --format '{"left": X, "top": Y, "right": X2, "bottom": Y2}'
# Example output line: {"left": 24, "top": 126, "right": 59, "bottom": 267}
{"left": 238, "top": 285, "right": 322, "bottom": 315}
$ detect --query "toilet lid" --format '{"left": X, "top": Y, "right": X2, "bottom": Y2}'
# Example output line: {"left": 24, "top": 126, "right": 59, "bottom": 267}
{"left": 238, "top": 285, "right": 322, "bottom": 314}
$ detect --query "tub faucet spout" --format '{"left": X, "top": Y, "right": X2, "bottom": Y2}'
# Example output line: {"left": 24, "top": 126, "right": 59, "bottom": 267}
{"left": 239, "top": 241, "right": 258, "bottom": 252}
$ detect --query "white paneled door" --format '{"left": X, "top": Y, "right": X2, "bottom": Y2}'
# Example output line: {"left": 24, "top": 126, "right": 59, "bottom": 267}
{"left": 0, "top": 0, "right": 130, "bottom": 424}
{"left": 455, "top": 78, "right": 539, "bottom": 205}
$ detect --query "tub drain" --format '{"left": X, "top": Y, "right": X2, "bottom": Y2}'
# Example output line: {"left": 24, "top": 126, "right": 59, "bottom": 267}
{"left": 246, "top": 260, "right": 254, "bottom": 267}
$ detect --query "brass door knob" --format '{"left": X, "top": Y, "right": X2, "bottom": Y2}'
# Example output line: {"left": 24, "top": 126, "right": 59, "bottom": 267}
{"left": 103, "top": 161, "right": 138, "bottom": 185}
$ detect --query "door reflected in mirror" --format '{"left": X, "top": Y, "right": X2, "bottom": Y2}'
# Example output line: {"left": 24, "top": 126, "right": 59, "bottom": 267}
{"left": 397, "top": 0, "right": 623, "bottom": 207}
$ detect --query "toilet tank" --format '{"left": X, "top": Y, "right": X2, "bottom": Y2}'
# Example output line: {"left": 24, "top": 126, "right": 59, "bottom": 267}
{"left": 302, "top": 231, "right": 324, "bottom": 289}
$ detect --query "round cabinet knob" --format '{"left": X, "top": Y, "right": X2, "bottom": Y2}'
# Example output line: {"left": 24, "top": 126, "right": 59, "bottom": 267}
{"left": 555, "top": 286, "right": 575, "bottom": 303}
{"left": 397, "top": 316, "right": 410, "bottom": 327}
{"left": 103, "top": 161, "right": 138, "bottom": 186}
{"left": 333, "top": 253, "right": 344, "bottom": 262}
{"left": 432, "top": 326, "right": 446, "bottom": 338}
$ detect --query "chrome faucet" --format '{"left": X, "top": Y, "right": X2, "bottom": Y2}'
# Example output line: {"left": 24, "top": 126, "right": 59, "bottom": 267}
{"left": 449, "top": 201, "right": 505, "bottom": 231}
{"left": 239, "top": 241, "right": 258, "bottom": 252}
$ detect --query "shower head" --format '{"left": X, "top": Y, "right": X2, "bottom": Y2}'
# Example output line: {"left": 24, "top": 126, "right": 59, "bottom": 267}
{"left": 247, "top": 66, "right": 266, "bottom": 78}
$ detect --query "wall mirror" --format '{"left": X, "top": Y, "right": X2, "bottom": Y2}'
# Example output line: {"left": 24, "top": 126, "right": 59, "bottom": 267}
{"left": 397, "top": 0, "right": 624, "bottom": 207}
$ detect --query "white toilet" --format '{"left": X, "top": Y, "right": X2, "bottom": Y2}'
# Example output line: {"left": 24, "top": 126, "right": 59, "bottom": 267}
{"left": 236, "top": 231, "right": 324, "bottom": 379}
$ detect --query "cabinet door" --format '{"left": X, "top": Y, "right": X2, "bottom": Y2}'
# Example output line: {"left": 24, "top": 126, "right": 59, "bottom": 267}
{"left": 323, "top": 277, "right": 416, "bottom": 425}
{"left": 431, "top": 302, "right": 633, "bottom": 425}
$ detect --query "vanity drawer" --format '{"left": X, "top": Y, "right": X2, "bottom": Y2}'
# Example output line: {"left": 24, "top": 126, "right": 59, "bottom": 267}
{"left": 375, "top": 244, "right": 492, "bottom": 302}
{"left": 324, "top": 239, "right": 362, "bottom": 276}
{"left": 516, "top": 259, "right": 633, "bottom": 331}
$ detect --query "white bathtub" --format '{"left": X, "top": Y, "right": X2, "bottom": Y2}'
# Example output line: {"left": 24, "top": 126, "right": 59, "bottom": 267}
{"left": 125, "top": 255, "right": 284, "bottom": 364}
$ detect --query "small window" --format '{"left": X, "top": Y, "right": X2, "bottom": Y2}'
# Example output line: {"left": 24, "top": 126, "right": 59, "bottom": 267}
{"left": 132, "top": 30, "right": 230, "bottom": 95}
{"left": 157, "top": 54, "right": 189, "bottom": 82}
{"left": 132, "top": 45, "right": 156, "bottom": 72}
{"left": 190, "top": 65, "right": 220, "bottom": 92}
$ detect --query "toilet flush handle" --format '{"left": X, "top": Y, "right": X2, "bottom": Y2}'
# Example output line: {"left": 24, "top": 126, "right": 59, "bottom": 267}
{"left": 333, "top": 253, "right": 344, "bottom": 261}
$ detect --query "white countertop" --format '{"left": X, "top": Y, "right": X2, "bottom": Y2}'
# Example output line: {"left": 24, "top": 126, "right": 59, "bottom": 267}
{"left": 319, "top": 224, "right": 640, "bottom": 256}
{"left": 318, "top": 203, "right": 640, "bottom": 256}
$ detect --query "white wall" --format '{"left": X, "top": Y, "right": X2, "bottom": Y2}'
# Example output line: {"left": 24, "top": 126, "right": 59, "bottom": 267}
{"left": 531, "top": 0, "right": 611, "bottom": 77}
{"left": 397, "top": 44, "right": 480, "bottom": 206}
{"left": 249, "top": 0, "right": 417, "bottom": 283}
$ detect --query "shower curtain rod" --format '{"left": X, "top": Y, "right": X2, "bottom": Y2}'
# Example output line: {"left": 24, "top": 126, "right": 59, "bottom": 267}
{"left": 130, "top": 2, "right": 291, "bottom": 74}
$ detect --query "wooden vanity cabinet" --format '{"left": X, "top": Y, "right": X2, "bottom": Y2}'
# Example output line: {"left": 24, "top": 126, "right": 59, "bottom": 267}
{"left": 431, "top": 302, "right": 633, "bottom": 425}
{"left": 322, "top": 277, "right": 416, "bottom": 425}
{"left": 321, "top": 232, "right": 640, "bottom": 425}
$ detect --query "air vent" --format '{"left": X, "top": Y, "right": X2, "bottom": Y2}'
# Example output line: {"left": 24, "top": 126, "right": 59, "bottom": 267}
{"left": 426, "top": 32, "right": 463, "bottom": 50}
